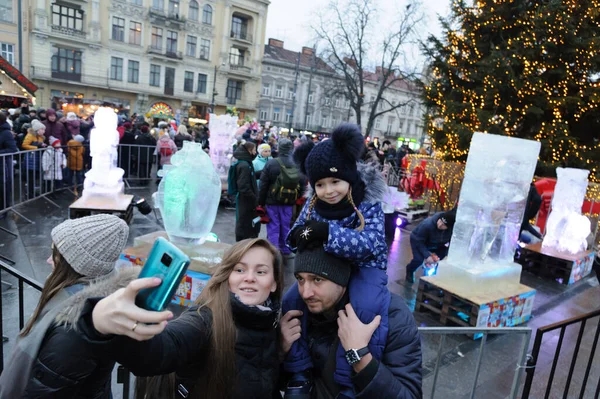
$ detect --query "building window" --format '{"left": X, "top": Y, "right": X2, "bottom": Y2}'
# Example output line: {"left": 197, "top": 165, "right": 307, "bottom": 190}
{"left": 305, "top": 113, "right": 312, "bottom": 126}
{"left": 202, "top": 4, "right": 212, "bottom": 25}
{"left": 152, "top": 0, "right": 164, "bottom": 11}
{"left": 335, "top": 97, "right": 341, "bottom": 107}
{"left": 188, "top": 0, "right": 199, "bottom": 21}
{"left": 166, "top": 31, "right": 178, "bottom": 54}
{"left": 151, "top": 27, "right": 163, "bottom": 49}
{"left": 168, "top": 0, "right": 179, "bottom": 16}
{"left": 184, "top": 71, "right": 194, "bottom": 92}
{"left": 197, "top": 73, "right": 207, "bottom": 93}
{"left": 287, "top": 88, "right": 294, "bottom": 100}
{"left": 375, "top": 118, "right": 381, "bottom": 129}
{"left": 226, "top": 79, "right": 243, "bottom": 104}
{"left": 325, "top": 97, "right": 331, "bottom": 106}
{"left": 51, "top": 46, "right": 82, "bottom": 80}
{"left": 387, "top": 117, "right": 395, "bottom": 134}
{"left": 262, "top": 84, "right": 270, "bottom": 96}
{"left": 131, "top": 0, "right": 143, "bottom": 5}
{"left": 399, "top": 120, "right": 405, "bottom": 133}
{"left": 273, "top": 108, "right": 280, "bottom": 122}
{"left": 285, "top": 112, "right": 292, "bottom": 123}
{"left": 52, "top": 4, "right": 84, "bottom": 31}
{"left": 128, "top": 60, "right": 139, "bottom": 83}
{"left": 344, "top": 99, "right": 350, "bottom": 108}
{"left": 112, "top": 17, "right": 125, "bottom": 41}
{"left": 308, "top": 92, "right": 313, "bottom": 104}
{"left": 259, "top": 110, "right": 268, "bottom": 120}
{"left": 0, "top": 0, "right": 13, "bottom": 23}
{"left": 110, "top": 57, "right": 123, "bottom": 80}
{"left": 409, "top": 103, "right": 415, "bottom": 116}
{"left": 0, "top": 43, "right": 14, "bottom": 65}
{"left": 275, "top": 85, "right": 283, "bottom": 98}
{"left": 321, "top": 114, "right": 328, "bottom": 127}
{"left": 150, "top": 64, "right": 161, "bottom": 86}
{"left": 186, "top": 35, "right": 197, "bottom": 57}
{"left": 129, "top": 21, "right": 142, "bottom": 45}
{"left": 231, "top": 15, "right": 248, "bottom": 40}
{"left": 229, "top": 48, "right": 244, "bottom": 66}
{"left": 200, "top": 39, "right": 210, "bottom": 60}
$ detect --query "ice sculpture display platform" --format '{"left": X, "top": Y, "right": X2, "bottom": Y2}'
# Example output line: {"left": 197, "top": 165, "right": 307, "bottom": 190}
{"left": 82, "top": 107, "right": 125, "bottom": 198}
{"left": 117, "top": 231, "right": 232, "bottom": 307}
{"left": 432, "top": 133, "right": 541, "bottom": 296}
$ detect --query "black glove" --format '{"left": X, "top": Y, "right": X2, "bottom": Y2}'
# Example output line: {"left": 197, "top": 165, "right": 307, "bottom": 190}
{"left": 292, "top": 221, "right": 330, "bottom": 252}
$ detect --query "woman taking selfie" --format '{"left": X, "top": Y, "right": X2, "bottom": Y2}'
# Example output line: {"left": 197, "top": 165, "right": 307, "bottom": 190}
{"left": 77, "top": 238, "right": 283, "bottom": 399}
{"left": 0, "top": 214, "right": 131, "bottom": 398}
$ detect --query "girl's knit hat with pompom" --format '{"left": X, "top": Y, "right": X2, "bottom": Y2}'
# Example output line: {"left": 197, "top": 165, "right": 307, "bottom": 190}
{"left": 293, "top": 123, "right": 365, "bottom": 188}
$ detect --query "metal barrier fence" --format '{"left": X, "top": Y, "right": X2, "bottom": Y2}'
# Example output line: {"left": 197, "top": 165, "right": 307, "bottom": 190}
{"left": 0, "top": 144, "right": 158, "bottom": 221}
{"left": 521, "top": 308, "right": 600, "bottom": 399}
{"left": 419, "top": 327, "right": 531, "bottom": 399}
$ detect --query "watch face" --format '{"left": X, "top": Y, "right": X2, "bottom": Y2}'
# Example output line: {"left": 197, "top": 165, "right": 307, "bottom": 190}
{"left": 345, "top": 349, "right": 360, "bottom": 365}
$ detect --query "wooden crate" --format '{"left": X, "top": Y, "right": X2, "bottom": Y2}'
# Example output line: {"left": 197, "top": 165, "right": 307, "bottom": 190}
{"left": 416, "top": 276, "right": 536, "bottom": 329}
{"left": 69, "top": 194, "right": 134, "bottom": 224}
{"left": 517, "top": 242, "right": 595, "bottom": 285}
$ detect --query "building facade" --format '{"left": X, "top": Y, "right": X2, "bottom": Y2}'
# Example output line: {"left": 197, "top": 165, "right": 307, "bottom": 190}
{"left": 259, "top": 38, "right": 426, "bottom": 147}
{"left": 28, "top": 0, "right": 268, "bottom": 120}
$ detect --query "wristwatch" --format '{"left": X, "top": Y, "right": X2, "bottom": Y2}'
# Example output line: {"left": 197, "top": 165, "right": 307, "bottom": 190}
{"left": 345, "top": 347, "right": 370, "bottom": 365}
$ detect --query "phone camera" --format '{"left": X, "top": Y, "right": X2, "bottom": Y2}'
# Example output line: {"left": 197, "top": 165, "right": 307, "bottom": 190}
{"left": 161, "top": 253, "right": 173, "bottom": 267}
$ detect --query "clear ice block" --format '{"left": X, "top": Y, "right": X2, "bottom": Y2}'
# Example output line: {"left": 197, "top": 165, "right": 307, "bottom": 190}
{"left": 435, "top": 133, "right": 541, "bottom": 295}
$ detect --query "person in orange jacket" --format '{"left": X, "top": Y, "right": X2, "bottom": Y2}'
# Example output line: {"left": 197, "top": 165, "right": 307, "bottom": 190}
{"left": 65, "top": 135, "right": 86, "bottom": 187}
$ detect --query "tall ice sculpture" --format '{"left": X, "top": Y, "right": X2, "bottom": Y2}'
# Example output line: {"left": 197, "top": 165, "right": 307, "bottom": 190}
{"left": 435, "top": 133, "right": 541, "bottom": 295}
{"left": 155, "top": 141, "right": 221, "bottom": 245}
{"left": 82, "top": 107, "right": 125, "bottom": 198}
{"left": 542, "top": 168, "right": 590, "bottom": 254}
{"left": 208, "top": 113, "right": 238, "bottom": 185}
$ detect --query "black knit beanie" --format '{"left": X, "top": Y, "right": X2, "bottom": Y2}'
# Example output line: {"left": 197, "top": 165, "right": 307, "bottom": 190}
{"left": 440, "top": 208, "right": 457, "bottom": 228}
{"left": 294, "top": 124, "right": 365, "bottom": 188}
{"left": 294, "top": 245, "right": 352, "bottom": 286}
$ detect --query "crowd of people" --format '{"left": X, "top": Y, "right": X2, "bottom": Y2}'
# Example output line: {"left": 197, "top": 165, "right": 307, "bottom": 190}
{"left": 0, "top": 122, "right": 425, "bottom": 399}
{"left": 0, "top": 105, "right": 211, "bottom": 210}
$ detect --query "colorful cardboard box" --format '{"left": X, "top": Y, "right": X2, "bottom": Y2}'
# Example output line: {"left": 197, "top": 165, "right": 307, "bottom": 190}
{"left": 476, "top": 289, "right": 536, "bottom": 328}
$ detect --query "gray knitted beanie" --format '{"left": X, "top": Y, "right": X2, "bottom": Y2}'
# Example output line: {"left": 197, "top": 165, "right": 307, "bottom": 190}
{"left": 51, "top": 214, "right": 129, "bottom": 278}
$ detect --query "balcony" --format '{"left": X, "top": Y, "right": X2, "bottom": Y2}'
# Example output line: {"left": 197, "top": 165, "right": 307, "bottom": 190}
{"left": 147, "top": 45, "right": 183, "bottom": 61}
{"left": 31, "top": 66, "right": 108, "bottom": 87}
{"left": 229, "top": 63, "right": 252, "bottom": 74}
{"left": 50, "top": 25, "right": 87, "bottom": 40}
{"left": 149, "top": 9, "right": 185, "bottom": 29}
{"left": 52, "top": 70, "right": 82, "bottom": 82}
{"left": 230, "top": 30, "right": 253, "bottom": 43}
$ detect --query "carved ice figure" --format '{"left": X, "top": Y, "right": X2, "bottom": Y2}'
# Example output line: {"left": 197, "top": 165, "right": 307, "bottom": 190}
{"left": 435, "top": 133, "right": 541, "bottom": 294}
{"left": 83, "top": 107, "right": 124, "bottom": 198}
{"left": 155, "top": 142, "right": 221, "bottom": 245}
{"left": 208, "top": 113, "right": 239, "bottom": 183}
{"left": 542, "top": 168, "right": 590, "bottom": 254}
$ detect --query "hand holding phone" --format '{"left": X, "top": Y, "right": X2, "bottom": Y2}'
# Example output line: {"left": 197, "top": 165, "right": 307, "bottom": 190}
{"left": 135, "top": 237, "right": 191, "bottom": 312}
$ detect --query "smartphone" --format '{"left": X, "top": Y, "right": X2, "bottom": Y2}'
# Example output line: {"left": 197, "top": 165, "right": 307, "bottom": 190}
{"left": 135, "top": 237, "right": 191, "bottom": 312}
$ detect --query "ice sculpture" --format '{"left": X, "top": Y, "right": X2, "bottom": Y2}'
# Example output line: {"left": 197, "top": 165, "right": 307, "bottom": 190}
{"left": 208, "top": 113, "right": 239, "bottom": 183}
{"left": 542, "top": 168, "right": 590, "bottom": 254}
{"left": 83, "top": 107, "right": 124, "bottom": 198}
{"left": 155, "top": 141, "right": 221, "bottom": 245}
{"left": 435, "top": 133, "right": 540, "bottom": 294}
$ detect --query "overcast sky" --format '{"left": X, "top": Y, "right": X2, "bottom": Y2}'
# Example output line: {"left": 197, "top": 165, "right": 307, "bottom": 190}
{"left": 265, "top": 0, "right": 452, "bottom": 69}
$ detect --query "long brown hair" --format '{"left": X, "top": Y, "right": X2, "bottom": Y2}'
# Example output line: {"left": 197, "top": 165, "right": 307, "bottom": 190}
{"left": 135, "top": 238, "right": 283, "bottom": 399}
{"left": 20, "top": 247, "right": 85, "bottom": 337}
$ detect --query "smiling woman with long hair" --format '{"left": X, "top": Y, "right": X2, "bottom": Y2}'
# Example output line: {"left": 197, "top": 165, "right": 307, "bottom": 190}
{"left": 76, "top": 238, "right": 284, "bottom": 399}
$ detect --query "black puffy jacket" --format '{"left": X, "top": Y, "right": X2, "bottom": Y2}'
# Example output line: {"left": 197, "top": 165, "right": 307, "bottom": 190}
{"left": 299, "top": 293, "right": 422, "bottom": 399}
{"left": 78, "top": 295, "right": 282, "bottom": 399}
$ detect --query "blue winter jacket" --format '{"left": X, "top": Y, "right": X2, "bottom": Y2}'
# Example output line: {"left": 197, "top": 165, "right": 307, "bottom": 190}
{"left": 283, "top": 162, "right": 391, "bottom": 394}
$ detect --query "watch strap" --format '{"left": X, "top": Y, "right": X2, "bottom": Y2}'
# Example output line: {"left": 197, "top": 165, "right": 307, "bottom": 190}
{"left": 356, "top": 346, "right": 370, "bottom": 357}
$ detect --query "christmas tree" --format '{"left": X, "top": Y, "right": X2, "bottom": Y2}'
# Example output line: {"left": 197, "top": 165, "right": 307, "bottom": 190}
{"left": 423, "top": 0, "right": 600, "bottom": 181}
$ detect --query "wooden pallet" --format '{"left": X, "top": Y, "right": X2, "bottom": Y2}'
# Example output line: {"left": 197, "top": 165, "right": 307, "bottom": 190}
{"left": 69, "top": 194, "right": 134, "bottom": 224}
{"left": 516, "top": 242, "right": 595, "bottom": 285}
{"left": 415, "top": 276, "right": 536, "bottom": 329}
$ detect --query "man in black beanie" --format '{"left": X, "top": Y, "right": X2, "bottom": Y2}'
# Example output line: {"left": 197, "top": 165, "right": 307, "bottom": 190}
{"left": 280, "top": 245, "right": 422, "bottom": 398}
{"left": 405, "top": 208, "right": 456, "bottom": 284}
